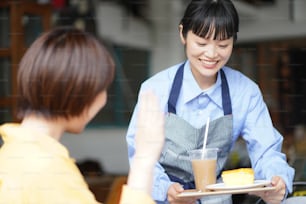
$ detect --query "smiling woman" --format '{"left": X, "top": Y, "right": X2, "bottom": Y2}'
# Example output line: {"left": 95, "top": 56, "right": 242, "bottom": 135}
{"left": 125, "top": 0, "right": 294, "bottom": 204}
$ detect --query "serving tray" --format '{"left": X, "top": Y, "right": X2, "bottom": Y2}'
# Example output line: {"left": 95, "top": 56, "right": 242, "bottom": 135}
{"left": 178, "top": 186, "right": 276, "bottom": 198}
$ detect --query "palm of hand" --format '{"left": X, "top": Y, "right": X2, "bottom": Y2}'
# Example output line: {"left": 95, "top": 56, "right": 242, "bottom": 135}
{"left": 135, "top": 91, "right": 165, "bottom": 162}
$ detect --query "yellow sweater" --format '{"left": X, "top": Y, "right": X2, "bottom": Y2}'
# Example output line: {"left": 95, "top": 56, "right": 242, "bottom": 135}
{"left": 0, "top": 123, "right": 99, "bottom": 203}
{"left": 0, "top": 123, "right": 155, "bottom": 204}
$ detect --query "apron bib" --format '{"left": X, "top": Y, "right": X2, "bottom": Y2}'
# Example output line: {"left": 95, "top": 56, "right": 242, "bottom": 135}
{"left": 159, "top": 63, "right": 233, "bottom": 204}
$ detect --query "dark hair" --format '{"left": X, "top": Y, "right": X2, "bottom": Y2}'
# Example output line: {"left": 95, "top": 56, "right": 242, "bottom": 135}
{"left": 180, "top": 0, "right": 239, "bottom": 41}
{"left": 17, "top": 27, "right": 115, "bottom": 119}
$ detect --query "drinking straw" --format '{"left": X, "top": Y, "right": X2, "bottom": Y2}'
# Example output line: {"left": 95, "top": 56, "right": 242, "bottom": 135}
{"left": 201, "top": 117, "right": 210, "bottom": 159}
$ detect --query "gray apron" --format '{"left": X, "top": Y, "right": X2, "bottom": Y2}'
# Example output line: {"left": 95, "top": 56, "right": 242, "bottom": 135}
{"left": 158, "top": 63, "right": 233, "bottom": 204}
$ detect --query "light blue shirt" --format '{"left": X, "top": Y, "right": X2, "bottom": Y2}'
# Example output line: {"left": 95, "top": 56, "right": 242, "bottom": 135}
{"left": 126, "top": 61, "right": 295, "bottom": 202}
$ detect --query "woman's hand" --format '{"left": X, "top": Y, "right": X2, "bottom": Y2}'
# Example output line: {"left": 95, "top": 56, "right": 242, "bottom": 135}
{"left": 167, "top": 183, "right": 198, "bottom": 204}
{"left": 134, "top": 91, "right": 165, "bottom": 164}
{"left": 249, "top": 176, "right": 286, "bottom": 204}
{"left": 127, "top": 91, "right": 165, "bottom": 194}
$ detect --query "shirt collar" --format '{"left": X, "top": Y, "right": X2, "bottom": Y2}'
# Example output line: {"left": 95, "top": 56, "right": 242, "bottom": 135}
{"left": 181, "top": 61, "right": 223, "bottom": 109}
{"left": 0, "top": 123, "right": 69, "bottom": 158}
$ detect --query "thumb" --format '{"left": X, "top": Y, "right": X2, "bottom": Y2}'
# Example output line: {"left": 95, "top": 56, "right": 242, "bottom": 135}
{"left": 173, "top": 183, "right": 184, "bottom": 192}
{"left": 271, "top": 176, "right": 280, "bottom": 186}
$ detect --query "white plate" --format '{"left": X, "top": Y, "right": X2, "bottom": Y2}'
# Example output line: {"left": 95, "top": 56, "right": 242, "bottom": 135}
{"left": 206, "top": 180, "right": 271, "bottom": 190}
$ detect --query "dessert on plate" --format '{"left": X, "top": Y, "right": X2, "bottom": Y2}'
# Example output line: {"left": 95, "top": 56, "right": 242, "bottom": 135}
{"left": 221, "top": 168, "right": 254, "bottom": 186}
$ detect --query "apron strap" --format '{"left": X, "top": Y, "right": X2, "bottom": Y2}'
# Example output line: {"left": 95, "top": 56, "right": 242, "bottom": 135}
{"left": 167, "top": 62, "right": 232, "bottom": 115}
{"left": 167, "top": 63, "right": 184, "bottom": 114}
{"left": 220, "top": 69, "right": 232, "bottom": 115}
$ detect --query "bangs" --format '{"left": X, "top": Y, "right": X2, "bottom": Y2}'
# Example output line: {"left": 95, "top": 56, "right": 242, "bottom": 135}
{"left": 192, "top": 17, "right": 235, "bottom": 40}
{"left": 192, "top": 9, "right": 237, "bottom": 40}
{"left": 180, "top": 0, "right": 239, "bottom": 41}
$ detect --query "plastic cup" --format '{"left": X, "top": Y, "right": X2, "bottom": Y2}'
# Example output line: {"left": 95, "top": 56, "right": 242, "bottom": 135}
{"left": 189, "top": 148, "right": 218, "bottom": 192}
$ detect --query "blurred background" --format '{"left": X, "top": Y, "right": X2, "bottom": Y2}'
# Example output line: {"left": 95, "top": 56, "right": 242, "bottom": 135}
{"left": 1, "top": 0, "right": 306, "bottom": 203}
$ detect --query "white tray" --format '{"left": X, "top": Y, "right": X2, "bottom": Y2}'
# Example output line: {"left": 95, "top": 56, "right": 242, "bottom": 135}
{"left": 178, "top": 186, "right": 276, "bottom": 198}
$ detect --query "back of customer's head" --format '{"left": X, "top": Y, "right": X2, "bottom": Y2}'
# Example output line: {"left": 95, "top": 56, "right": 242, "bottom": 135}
{"left": 180, "top": 0, "right": 239, "bottom": 41}
{"left": 17, "top": 27, "right": 115, "bottom": 120}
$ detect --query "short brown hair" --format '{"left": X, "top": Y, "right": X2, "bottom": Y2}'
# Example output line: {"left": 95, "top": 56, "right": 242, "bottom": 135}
{"left": 17, "top": 27, "right": 115, "bottom": 119}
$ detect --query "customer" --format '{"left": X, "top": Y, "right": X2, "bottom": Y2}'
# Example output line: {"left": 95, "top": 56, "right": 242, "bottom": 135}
{"left": 126, "top": 0, "right": 295, "bottom": 203}
{"left": 0, "top": 27, "right": 164, "bottom": 204}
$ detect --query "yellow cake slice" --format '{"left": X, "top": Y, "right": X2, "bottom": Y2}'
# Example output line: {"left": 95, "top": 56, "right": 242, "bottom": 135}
{"left": 221, "top": 168, "right": 254, "bottom": 186}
